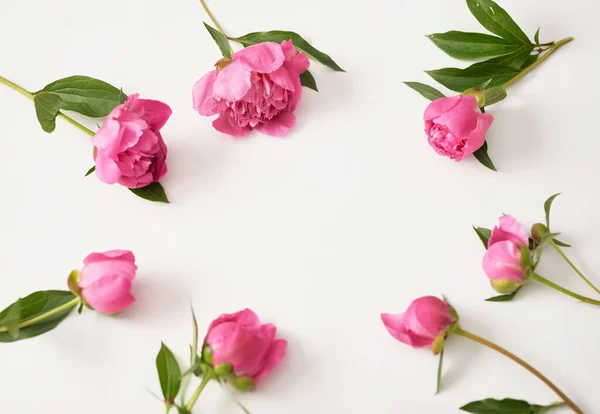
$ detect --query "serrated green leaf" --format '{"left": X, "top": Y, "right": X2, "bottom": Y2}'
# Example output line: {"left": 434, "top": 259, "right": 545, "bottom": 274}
{"left": 436, "top": 348, "right": 444, "bottom": 394}
{"left": 483, "top": 86, "right": 507, "bottom": 106}
{"left": 427, "top": 63, "right": 518, "bottom": 92}
{"left": 85, "top": 166, "right": 96, "bottom": 177}
{"left": 466, "top": 0, "right": 530, "bottom": 44}
{"left": 534, "top": 28, "right": 540, "bottom": 45}
{"left": 544, "top": 193, "right": 561, "bottom": 229}
{"left": 404, "top": 82, "right": 445, "bottom": 101}
{"left": 473, "top": 141, "right": 497, "bottom": 171}
{"left": 0, "top": 299, "right": 21, "bottom": 339}
{"left": 129, "top": 182, "right": 169, "bottom": 203}
{"left": 427, "top": 31, "right": 523, "bottom": 60}
{"left": 33, "top": 92, "right": 62, "bottom": 133}
{"left": 460, "top": 397, "right": 556, "bottom": 413}
{"left": 234, "top": 31, "right": 344, "bottom": 72}
{"left": 39, "top": 76, "right": 123, "bottom": 117}
{"left": 473, "top": 226, "right": 492, "bottom": 249}
{"left": 0, "top": 291, "right": 77, "bottom": 343}
{"left": 204, "top": 22, "right": 232, "bottom": 58}
{"left": 156, "top": 342, "right": 181, "bottom": 402}
{"left": 485, "top": 288, "right": 519, "bottom": 302}
{"left": 299, "top": 70, "right": 318, "bottom": 91}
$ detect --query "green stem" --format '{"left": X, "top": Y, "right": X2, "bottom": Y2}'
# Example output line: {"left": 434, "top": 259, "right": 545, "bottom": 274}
{"left": 0, "top": 75, "right": 95, "bottom": 137}
{"left": 504, "top": 36, "right": 574, "bottom": 88}
{"left": 456, "top": 328, "right": 583, "bottom": 414}
{"left": 550, "top": 240, "right": 600, "bottom": 296}
{"left": 185, "top": 372, "right": 213, "bottom": 411}
{"left": 533, "top": 273, "right": 600, "bottom": 306}
{"left": 0, "top": 297, "right": 81, "bottom": 333}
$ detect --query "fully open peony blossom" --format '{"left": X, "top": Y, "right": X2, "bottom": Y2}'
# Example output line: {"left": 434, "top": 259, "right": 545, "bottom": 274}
{"left": 193, "top": 41, "right": 309, "bottom": 137}
{"left": 424, "top": 94, "right": 494, "bottom": 161}
{"left": 93, "top": 94, "right": 171, "bottom": 188}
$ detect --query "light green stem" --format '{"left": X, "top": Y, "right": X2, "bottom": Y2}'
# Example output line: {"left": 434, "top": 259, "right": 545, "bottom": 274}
{"left": 185, "top": 373, "right": 213, "bottom": 411}
{"left": 198, "top": 0, "right": 234, "bottom": 55}
{"left": 0, "top": 297, "right": 81, "bottom": 333}
{"left": 532, "top": 273, "right": 600, "bottom": 306}
{"left": 456, "top": 327, "right": 582, "bottom": 414}
{"left": 550, "top": 240, "right": 600, "bottom": 296}
{"left": 0, "top": 75, "right": 95, "bottom": 137}
{"left": 504, "top": 36, "right": 574, "bottom": 88}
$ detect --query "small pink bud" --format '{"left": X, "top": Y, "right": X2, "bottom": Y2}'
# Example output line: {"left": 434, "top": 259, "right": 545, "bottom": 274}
{"left": 483, "top": 241, "right": 527, "bottom": 293}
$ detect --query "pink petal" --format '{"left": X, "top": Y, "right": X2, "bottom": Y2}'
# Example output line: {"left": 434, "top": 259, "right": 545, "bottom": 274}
{"left": 482, "top": 240, "right": 526, "bottom": 282}
{"left": 256, "top": 111, "right": 296, "bottom": 137}
{"left": 92, "top": 116, "right": 122, "bottom": 156}
{"left": 268, "top": 66, "right": 295, "bottom": 91}
{"left": 83, "top": 250, "right": 135, "bottom": 266}
{"left": 232, "top": 42, "right": 285, "bottom": 73}
{"left": 81, "top": 275, "right": 134, "bottom": 315}
{"left": 209, "top": 308, "right": 260, "bottom": 331}
{"left": 381, "top": 312, "right": 412, "bottom": 344}
{"left": 79, "top": 258, "right": 137, "bottom": 288}
{"left": 433, "top": 95, "right": 478, "bottom": 138}
{"left": 213, "top": 61, "right": 252, "bottom": 102}
{"left": 405, "top": 296, "right": 453, "bottom": 339}
{"left": 424, "top": 96, "right": 461, "bottom": 122}
{"left": 137, "top": 99, "right": 172, "bottom": 132}
{"left": 95, "top": 154, "right": 122, "bottom": 184}
{"left": 212, "top": 113, "right": 251, "bottom": 137}
{"left": 462, "top": 112, "right": 494, "bottom": 157}
{"left": 153, "top": 132, "right": 168, "bottom": 182}
{"left": 281, "top": 41, "right": 310, "bottom": 75}
{"left": 252, "top": 339, "right": 288, "bottom": 384}
{"left": 489, "top": 215, "right": 529, "bottom": 247}
{"left": 192, "top": 70, "right": 219, "bottom": 116}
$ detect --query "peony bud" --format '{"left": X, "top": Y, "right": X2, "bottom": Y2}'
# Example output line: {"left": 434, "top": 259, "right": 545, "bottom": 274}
{"left": 482, "top": 241, "right": 528, "bottom": 294}
{"left": 531, "top": 223, "right": 549, "bottom": 241}
{"left": 488, "top": 215, "right": 529, "bottom": 248}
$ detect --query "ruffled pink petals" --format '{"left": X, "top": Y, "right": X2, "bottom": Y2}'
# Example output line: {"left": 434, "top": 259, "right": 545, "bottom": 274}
{"left": 256, "top": 111, "right": 296, "bottom": 137}
{"left": 213, "top": 61, "right": 252, "bottom": 102}
{"left": 281, "top": 40, "right": 310, "bottom": 75}
{"left": 269, "top": 66, "right": 295, "bottom": 91}
{"left": 233, "top": 42, "right": 285, "bottom": 73}
{"left": 94, "top": 154, "right": 122, "bottom": 184}
{"left": 136, "top": 99, "right": 173, "bottom": 131}
{"left": 192, "top": 70, "right": 219, "bottom": 116}
{"left": 488, "top": 215, "right": 529, "bottom": 247}
{"left": 213, "top": 113, "right": 251, "bottom": 137}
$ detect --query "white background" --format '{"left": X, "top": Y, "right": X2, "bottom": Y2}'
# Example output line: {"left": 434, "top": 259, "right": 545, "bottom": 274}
{"left": 0, "top": 0, "right": 599, "bottom": 412}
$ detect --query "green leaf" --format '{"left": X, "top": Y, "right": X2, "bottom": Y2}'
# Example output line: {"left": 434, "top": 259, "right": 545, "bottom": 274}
{"left": 485, "top": 288, "right": 520, "bottom": 302}
{"left": 177, "top": 408, "right": 192, "bottom": 414}
{"left": 33, "top": 92, "right": 62, "bottom": 133}
{"left": 476, "top": 79, "right": 493, "bottom": 90}
{"left": 0, "top": 291, "right": 77, "bottom": 343}
{"left": 483, "top": 86, "right": 507, "bottom": 106}
{"left": 119, "top": 88, "right": 127, "bottom": 104}
{"left": 534, "top": 28, "right": 540, "bottom": 45}
{"left": 426, "top": 63, "right": 518, "bottom": 92}
{"left": 85, "top": 166, "right": 96, "bottom": 177}
{"left": 299, "top": 70, "right": 318, "bottom": 91}
{"left": 204, "top": 22, "right": 232, "bottom": 58}
{"left": 460, "top": 398, "right": 555, "bottom": 413}
{"left": 553, "top": 239, "right": 571, "bottom": 248}
{"left": 543, "top": 193, "right": 561, "bottom": 229}
{"left": 190, "top": 306, "right": 199, "bottom": 366}
{"left": 0, "top": 299, "right": 21, "bottom": 339}
{"left": 234, "top": 31, "right": 344, "bottom": 72}
{"left": 537, "top": 232, "right": 561, "bottom": 251}
{"left": 466, "top": 0, "right": 530, "bottom": 44}
{"left": 427, "top": 31, "right": 523, "bottom": 60}
{"left": 129, "top": 182, "right": 169, "bottom": 203}
{"left": 473, "top": 141, "right": 497, "bottom": 171}
{"left": 473, "top": 226, "right": 492, "bottom": 249}
{"left": 156, "top": 342, "right": 182, "bottom": 402}
{"left": 436, "top": 348, "right": 444, "bottom": 394}
{"left": 480, "top": 47, "right": 533, "bottom": 70}
{"left": 39, "top": 75, "right": 123, "bottom": 117}
{"left": 404, "top": 82, "right": 445, "bottom": 101}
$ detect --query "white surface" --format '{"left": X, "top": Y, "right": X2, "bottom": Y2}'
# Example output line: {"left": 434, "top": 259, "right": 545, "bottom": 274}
{"left": 0, "top": 0, "right": 599, "bottom": 412}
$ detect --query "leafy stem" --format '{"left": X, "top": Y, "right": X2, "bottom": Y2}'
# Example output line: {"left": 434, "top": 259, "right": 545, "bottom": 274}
{"left": 550, "top": 240, "right": 600, "bottom": 296}
{"left": 504, "top": 36, "right": 574, "bottom": 88}
{"left": 456, "top": 327, "right": 583, "bottom": 414}
{"left": 185, "top": 372, "right": 213, "bottom": 411}
{"left": 532, "top": 273, "right": 600, "bottom": 306}
{"left": 0, "top": 296, "right": 81, "bottom": 333}
{"left": 0, "top": 75, "right": 96, "bottom": 137}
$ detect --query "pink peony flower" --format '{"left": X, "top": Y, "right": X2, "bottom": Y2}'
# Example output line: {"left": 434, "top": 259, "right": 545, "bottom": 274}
{"left": 204, "top": 308, "right": 287, "bottom": 387}
{"left": 381, "top": 296, "right": 455, "bottom": 351}
{"left": 482, "top": 241, "right": 528, "bottom": 293}
{"left": 93, "top": 94, "right": 172, "bottom": 188}
{"left": 192, "top": 40, "right": 309, "bottom": 137}
{"left": 424, "top": 94, "right": 494, "bottom": 161}
{"left": 78, "top": 250, "right": 137, "bottom": 315}
{"left": 488, "top": 215, "right": 529, "bottom": 248}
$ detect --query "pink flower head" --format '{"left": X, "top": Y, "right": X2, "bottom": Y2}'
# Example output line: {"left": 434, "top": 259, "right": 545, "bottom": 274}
{"left": 488, "top": 215, "right": 529, "bottom": 248}
{"left": 205, "top": 309, "right": 287, "bottom": 387}
{"left": 78, "top": 250, "right": 137, "bottom": 315}
{"left": 192, "top": 40, "right": 310, "bottom": 137}
{"left": 381, "top": 296, "right": 455, "bottom": 351}
{"left": 483, "top": 241, "right": 528, "bottom": 293}
{"left": 93, "top": 94, "right": 172, "bottom": 188}
{"left": 424, "top": 94, "right": 494, "bottom": 161}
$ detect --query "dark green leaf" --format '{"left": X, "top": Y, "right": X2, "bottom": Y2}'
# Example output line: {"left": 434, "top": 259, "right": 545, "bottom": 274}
{"left": 0, "top": 299, "right": 21, "bottom": 339}
{"left": 234, "top": 31, "right": 344, "bottom": 72}
{"left": 473, "top": 226, "right": 492, "bottom": 249}
{"left": 204, "top": 22, "right": 232, "bottom": 58}
{"left": 521, "top": 54, "right": 538, "bottom": 69}
{"left": 427, "top": 31, "right": 523, "bottom": 60}
{"left": 460, "top": 397, "right": 555, "bottom": 413}
{"left": 177, "top": 408, "right": 192, "bottom": 414}
{"left": 33, "top": 92, "right": 62, "bottom": 133}
{"left": 483, "top": 86, "right": 507, "bottom": 106}
{"left": 0, "top": 291, "right": 77, "bottom": 343}
{"left": 119, "top": 88, "right": 127, "bottom": 104}
{"left": 404, "top": 82, "right": 445, "bottom": 101}
{"left": 473, "top": 141, "right": 497, "bottom": 171}
{"left": 85, "top": 166, "right": 96, "bottom": 177}
{"left": 479, "top": 47, "right": 533, "bottom": 70}
{"left": 466, "top": 0, "right": 530, "bottom": 44}
{"left": 156, "top": 342, "right": 181, "bottom": 402}
{"left": 299, "top": 70, "right": 318, "bottom": 91}
{"left": 39, "top": 75, "right": 123, "bottom": 117}
{"left": 436, "top": 348, "right": 444, "bottom": 394}
{"left": 553, "top": 239, "right": 571, "bottom": 248}
{"left": 476, "top": 79, "right": 493, "bottom": 90}
{"left": 485, "top": 289, "right": 519, "bottom": 302}
{"left": 426, "top": 63, "right": 518, "bottom": 92}
{"left": 129, "top": 182, "right": 169, "bottom": 203}
{"left": 544, "top": 193, "right": 561, "bottom": 229}
{"left": 534, "top": 28, "right": 540, "bottom": 45}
